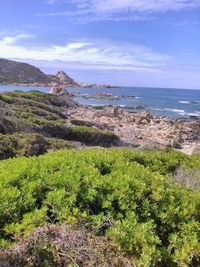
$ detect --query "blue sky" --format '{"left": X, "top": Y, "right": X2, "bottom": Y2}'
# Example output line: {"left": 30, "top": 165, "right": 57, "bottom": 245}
{"left": 0, "top": 0, "right": 200, "bottom": 88}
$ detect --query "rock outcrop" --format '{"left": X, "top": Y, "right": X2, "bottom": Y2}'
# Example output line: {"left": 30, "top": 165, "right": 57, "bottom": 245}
{"left": 50, "top": 85, "right": 69, "bottom": 95}
{"left": 48, "top": 71, "right": 78, "bottom": 86}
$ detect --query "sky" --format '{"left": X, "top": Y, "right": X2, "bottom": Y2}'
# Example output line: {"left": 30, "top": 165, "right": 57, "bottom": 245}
{"left": 0, "top": 0, "right": 200, "bottom": 89}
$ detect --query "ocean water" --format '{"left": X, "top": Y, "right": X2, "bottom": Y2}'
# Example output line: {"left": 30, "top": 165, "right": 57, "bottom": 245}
{"left": 1, "top": 85, "right": 200, "bottom": 118}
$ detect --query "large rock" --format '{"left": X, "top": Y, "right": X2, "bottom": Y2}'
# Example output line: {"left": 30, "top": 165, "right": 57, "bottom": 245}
{"left": 56, "top": 71, "right": 76, "bottom": 84}
{"left": 192, "top": 144, "right": 200, "bottom": 154}
{"left": 50, "top": 85, "right": 68, "bottom": 95}
{"left": 49, "top": 71, "right": 78, "bottom": 86}
{"left": 50, "top": 94, "right": 77, "bottom": 108}
{"left": 171, "top": 139, "right": 182, "bottom": 149}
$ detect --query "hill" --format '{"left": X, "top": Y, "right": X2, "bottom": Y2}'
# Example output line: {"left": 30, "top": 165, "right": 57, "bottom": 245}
{"left": 0, "top": 58, "right": 77, "bottom": 86}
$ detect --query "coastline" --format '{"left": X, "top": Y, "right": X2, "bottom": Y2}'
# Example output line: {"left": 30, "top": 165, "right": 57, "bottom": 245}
{"left": 0, "top": 82, "right": 119, "bottom": 89}
{"left": 0, "top": 87, "right": 199, "bottom": 155}
{"left": 66, "top": 103, "right": 200, "bottom": 155}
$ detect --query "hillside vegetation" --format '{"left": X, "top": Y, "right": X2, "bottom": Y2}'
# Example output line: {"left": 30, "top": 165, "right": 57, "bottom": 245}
{"left": 0, "top": 148, "right": 199, "bottom": 266}
{"left": 0, "top": 58, "right": 77, "bottom": 85}
{"left": 0, "top": 90, "right": 119, "bottom": 159}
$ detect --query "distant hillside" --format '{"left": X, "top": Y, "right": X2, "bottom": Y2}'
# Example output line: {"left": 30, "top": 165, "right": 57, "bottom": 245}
{"left": 0, "top": 58, "right": 77, "bottom": 86}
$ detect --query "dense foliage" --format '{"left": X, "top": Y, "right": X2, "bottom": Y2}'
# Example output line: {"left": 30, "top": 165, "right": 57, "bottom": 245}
{"left": 0, "top": 148, "right": 199, "bottom": 266}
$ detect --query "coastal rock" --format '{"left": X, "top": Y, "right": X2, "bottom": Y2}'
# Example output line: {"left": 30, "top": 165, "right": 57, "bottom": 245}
{"left": 113, "top": 107, "right": 124, "bottom": 116}
{"left": 192, "top": 144, "right": 200, "bottom": 154}
{"left": 135, "top": 105, "right": 146, "bottom": 110}
{"left": 50, "top": 85, "right": 68, "bottom": 95}
{"left": 80, "top": 92, "right": 120, "bottom": 101}
{"left": 51, "top": 71, "right": 78, "bottom": 86}
{"left": 171, "top": 139, "right": 182, "bottom": 149}
{"left": 51, "top": 95, "right": 77, "bottom": 108}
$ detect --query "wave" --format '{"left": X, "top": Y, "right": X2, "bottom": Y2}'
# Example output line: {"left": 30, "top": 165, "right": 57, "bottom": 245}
{"left": 179, "top": 100, "right": 200, "bottom": 105}
{"left": 179, "top": 101, "right": 190, "bottom": 104}
{"left": 164, "top": 108, "right": 200, "bottom": 117}
{"left": 186, "top": 111, "right": 200, "bottom": 117}
{"left": 164, "top": 108, "right": 185, "bottom": 114}
{"left": 149, "top": 108, "right": 164, "bottom": 111}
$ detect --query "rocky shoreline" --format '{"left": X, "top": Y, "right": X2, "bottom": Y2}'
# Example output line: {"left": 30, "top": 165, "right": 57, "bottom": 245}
{"left": 0, "top": 82, "right": 118, "bottom": 89}
{"left": 65, "top": 102, "right": 200, "bottom": 155}
{"left": 0, "top": 86, "right": 199, "bottom": 155}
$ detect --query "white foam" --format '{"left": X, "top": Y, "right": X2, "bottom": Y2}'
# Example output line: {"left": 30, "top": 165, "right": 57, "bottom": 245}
{"left": 179, "top": 101, "right": 190, "bottom": 104}
{"left": 186, "top": 111, "right": 200, "bottom": 117}
{"left": 118, "top": 105, "right": 126, "bottom": 107}
{"left": 164, "top": 108, "right": 185, "bottom": 113}
{"left": 150, "top": 108, "right": 164, "bottom": 111}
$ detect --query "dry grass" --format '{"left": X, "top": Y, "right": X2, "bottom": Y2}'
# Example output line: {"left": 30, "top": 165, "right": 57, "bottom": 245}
{"left": 173, "top": 168, "right": 200, "bottom": 190}
{"left": 0, "top": 224, "right": 134, "bottom": 267}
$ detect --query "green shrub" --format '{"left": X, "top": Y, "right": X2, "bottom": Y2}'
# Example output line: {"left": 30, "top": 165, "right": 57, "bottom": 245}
{"left": 0, "top": 133, "right": 74, "bottom": 160}
{"left": 0, "top": 148, "right": 199, "bottom": 266}
{"left": 47, "top": 137, "right": 73, "bottom": 150}
{"left": 67, "top": 125, "right": 119, "bottom": 146}
{"left": 0, "top": 133, "right": 48, "bottom": 159}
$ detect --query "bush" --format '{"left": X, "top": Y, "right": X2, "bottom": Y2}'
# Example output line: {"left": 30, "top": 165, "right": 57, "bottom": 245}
{"left": 0, "top": 133, "right": 74, "bottom": 160}
{"left": 0, "top": 148, "right": 199, "bottom": 266}
{"left": 0, "top": 133, "right": 48, "bottom": 159}
{"left": 67, "top": 125, "right": 119, "bottom": 147}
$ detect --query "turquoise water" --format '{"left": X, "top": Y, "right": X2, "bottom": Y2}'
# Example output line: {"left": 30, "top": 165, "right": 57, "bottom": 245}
{"left": 1, "top": 85, "right": 200, "bottom": 118}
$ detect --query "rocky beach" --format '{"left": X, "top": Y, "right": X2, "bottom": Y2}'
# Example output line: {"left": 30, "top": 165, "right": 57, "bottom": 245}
{"left": 49, "top": 85, "right": 200, "bottom": 155}
{"left": 66, "top": 103, "right": 200, "bottom": 155}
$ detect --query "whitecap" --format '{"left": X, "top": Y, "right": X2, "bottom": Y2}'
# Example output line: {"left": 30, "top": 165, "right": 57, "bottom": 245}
{"left": 149, "top": 108, "right": 164, "bottom": 111}
{"left": 179, "top": 101, "right": 190, "bottom": 104}
{"left": 185, "top": 111, "right": 200, "bottom": 117}
{"left": 164, "top": 108, "right": 185, "bottom": 113}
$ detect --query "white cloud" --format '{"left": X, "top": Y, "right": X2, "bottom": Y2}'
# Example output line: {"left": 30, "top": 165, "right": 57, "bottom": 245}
{"left": 0, "top": 35, "right": 173, "bottom": 72}
{"left": 41, "top": 0, "right": 200, "bottom": 21}
{"left": 1, "top": 34, "right": 34, "bottom": 45}
{"left": 46, "top": 0, "right": 200, "bottom": 13}
{"left": 0, "top": 34, "right": 199, "bottom": 88}
{"left": 92, "top": 0, "right": 200, "bottom": 13}
{"left": 0, "top": 34, "right": 200, "bottom": 87}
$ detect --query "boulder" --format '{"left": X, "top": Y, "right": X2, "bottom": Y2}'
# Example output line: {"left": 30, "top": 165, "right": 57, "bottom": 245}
{"left": 192, "top": 144, "right": 200, "bottom": 154}
{"left": 50, "top": 85, "right": 68, "bottom": 95}
{"left": 50, "top": 94, "right": 77, "bottom": 108}
{"left": 171, "top": 139, "right": 182, "bottom": 149}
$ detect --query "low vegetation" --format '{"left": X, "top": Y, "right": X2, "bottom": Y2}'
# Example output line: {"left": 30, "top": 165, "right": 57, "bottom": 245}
{"left": 67, "top": 125, "right": 119, "bottom": 146}
{"left": 0, "top": 148, "right": 199, "bottom": 266}
{"left": 0, "top": 90, "right": 120, "bottom": 159}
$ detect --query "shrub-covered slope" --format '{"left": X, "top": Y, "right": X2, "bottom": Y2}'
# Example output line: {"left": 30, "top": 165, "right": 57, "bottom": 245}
{"left": 0, "top": 58, "right": 77, "bottom": 85}
{"left": 0, "top": 58, "right": 51, "bottom": 84}
{"left": 0, "top": 90, "right": 119, "bottom": 159}
{"left": 0, "top": 148, "right": 199, "bottom": 266}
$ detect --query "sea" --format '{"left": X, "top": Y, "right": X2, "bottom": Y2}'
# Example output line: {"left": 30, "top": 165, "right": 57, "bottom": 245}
{"left": 1, "top": 85, "right": 200, "bottom": 118}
